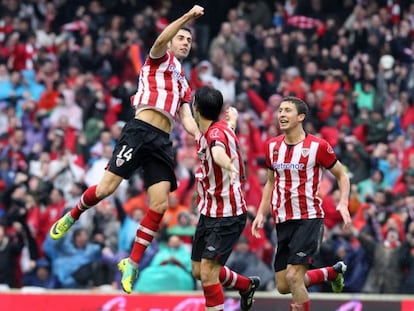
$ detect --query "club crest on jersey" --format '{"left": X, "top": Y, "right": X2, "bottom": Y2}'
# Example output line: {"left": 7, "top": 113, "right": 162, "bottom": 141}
{"left": 116, "top": 158, "right": 125, "bottom": 167}
{"left": 301, "top": 148, "right": 310, "bottom": 157}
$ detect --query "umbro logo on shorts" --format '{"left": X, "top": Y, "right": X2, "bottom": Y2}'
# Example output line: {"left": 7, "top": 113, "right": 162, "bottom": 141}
{"left": 296, "top": 252, "right": 307, "bottom": 257}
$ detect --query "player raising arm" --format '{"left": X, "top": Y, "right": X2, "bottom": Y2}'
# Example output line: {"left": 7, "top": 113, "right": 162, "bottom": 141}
{"left": 49, "top": 5, "right": 204, "bottom": 293}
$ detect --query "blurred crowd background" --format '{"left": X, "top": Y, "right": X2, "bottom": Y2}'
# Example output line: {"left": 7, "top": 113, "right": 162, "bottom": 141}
{"left": 1, "top": 0, "right": 414, "bottom": 295}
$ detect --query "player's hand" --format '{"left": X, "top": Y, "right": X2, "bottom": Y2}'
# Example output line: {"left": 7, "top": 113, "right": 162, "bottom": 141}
{"left": 252, "top": 213, "right": 264, "bottom": 238}
{"left": 225, "top": 106, "right": 238, "bottom": 130}
{"left": 187, "top": 5, "right": 204, "bottom": 18}
{"left": 337, "top": 201, "right": 352, "bottom": 230}
{"left": 225, "top": 106, "right": 238, "bottom": 122}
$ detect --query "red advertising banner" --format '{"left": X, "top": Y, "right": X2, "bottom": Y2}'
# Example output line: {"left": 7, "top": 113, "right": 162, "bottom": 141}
{"left": 0, "top": 292, "right": 242, "bottom": 311}
{"left": 0, "top": 292, "right": 407, "bottom": 311}
{"left": 402, "top": 300, "right": 414, "bottom": 311}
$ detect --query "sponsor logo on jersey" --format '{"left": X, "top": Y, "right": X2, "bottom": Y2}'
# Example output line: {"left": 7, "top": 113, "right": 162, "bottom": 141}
{"left": 273, "top": 163, "right": 305, "bottom": 170}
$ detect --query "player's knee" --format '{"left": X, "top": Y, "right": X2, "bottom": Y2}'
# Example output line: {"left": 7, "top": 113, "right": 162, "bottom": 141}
{"left": 276, "top": 282, "right": 291, "bottom": 294}
{"left": 192, "top": 270, "right": 201, "bottom": 280}
{"left": 285, "top": 269, "right": 302, "bottom": 289}
{"left": 200, "top": 269, "right": 213, "bottom": 284}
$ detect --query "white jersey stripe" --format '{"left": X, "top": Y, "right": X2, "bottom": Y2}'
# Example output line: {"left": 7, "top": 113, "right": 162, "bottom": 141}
{"left": 141, "top": 68, "right": 150, "bottom": 104}
{"left": 268, "top": 142, "right": 278, "bottom": 217}
{"left": 170, "top": 63, "right": 180, "bottom": 113}
{"left": 155, "top": 61, "right": 168, "bottom": 109}
{"left": 206, "top": 150, "right": 218, "bottom": 217}
{"left": 290, "top": 142, "right": 303, "bottom": 219}
{"left": 275, "top": 142, "right": 287, "bottom": 221}
{"left": 306, "top": 141, "right": 319, "bottom": 217}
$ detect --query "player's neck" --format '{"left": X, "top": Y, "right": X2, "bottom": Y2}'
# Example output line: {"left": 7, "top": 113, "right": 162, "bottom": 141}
{"left": 171, "top": 50, "right": 184, "bottom": 62}
{"left": 283, "top": 127, "right": 306, "bottom": 145}
{"left": 199, "top": 119, "right": 213, "bottom": 133}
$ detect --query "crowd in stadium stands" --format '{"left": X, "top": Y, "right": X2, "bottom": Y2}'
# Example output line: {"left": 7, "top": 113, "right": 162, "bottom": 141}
{"left": 1, "top": 0, "right": 414, "bottom": 294}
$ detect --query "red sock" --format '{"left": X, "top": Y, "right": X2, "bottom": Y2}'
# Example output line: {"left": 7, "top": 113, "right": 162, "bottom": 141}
{"left": 70, "top": 185, "right": 99, "bottom": 220}
{"left": 130, "top": 209, "right": 163, "bottom": 263}
{"left": 290, "top": 300, "right": 310, "bottom": 311}
{"left": 203, "top": 283, "right": 224, "bottom": 311}
{"left": 306, "top": 266, "right": 337, "bottom": 286}
{"left": 219, "top": 266, "right": 251, "bottom": 291}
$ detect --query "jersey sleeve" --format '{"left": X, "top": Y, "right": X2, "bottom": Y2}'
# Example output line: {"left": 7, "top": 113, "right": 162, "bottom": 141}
{"left": 264, "top": 139, "right": 274, "bottom": 170}
{"left": 148, "top": 52, "right": 169, "bottom": 64}
{"left": 206, "top": 126, "right": 227, "bottom": 150}
{"left": 316, "top": 139, "right": 337, "bottom": 169}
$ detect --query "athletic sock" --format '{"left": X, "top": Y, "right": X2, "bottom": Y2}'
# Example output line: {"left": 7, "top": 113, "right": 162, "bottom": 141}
{"left": 203, "top": 283, "right": 224, "bottom": 311}
{"left": 290, "top": 300, "right": 310, "bottom": 311}
{"left": 219, "top": 266, "right": 251, "bottom": 291}
{"left": 306, "top": 266, "right": 338, "bottom": 286}
{"left": 70, "top": 185, "right": 99, "bottom": 220}
{"left": 130, "top": 209, "right": 163, "bottom": 263}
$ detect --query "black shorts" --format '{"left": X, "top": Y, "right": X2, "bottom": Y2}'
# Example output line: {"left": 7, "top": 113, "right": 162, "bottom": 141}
{"left": 191, "top": 214, "right": 247, "bottom": 266}
{"left": 273, "top": 218, "right": 324, "bottom": 272}
{"left": 106, "top": 119, "right": 177, "bottom": 191}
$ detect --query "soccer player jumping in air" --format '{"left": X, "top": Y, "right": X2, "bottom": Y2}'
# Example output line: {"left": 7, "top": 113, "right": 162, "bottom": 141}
{"left": 50, "top": 5, "right": 204, "bottom": 293}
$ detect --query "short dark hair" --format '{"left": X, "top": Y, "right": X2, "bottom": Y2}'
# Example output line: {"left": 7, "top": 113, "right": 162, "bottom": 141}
{"left": 179, "top": 27, "right": 192, "bottom": 35}
{"left": 194, "top": 86, "right": 223, "bottom": 120}
{"left": 280, "top": 96, "right": 308, "bottom": 117}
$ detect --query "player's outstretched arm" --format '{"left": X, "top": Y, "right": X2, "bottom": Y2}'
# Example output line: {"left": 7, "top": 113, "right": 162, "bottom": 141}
{"left": 211, "top": 146, "right": 239, "bottom": 184}
{"left": 329, "top": 160, "right": 352, "bottom": 229}
{"left": 252, "top": 170, "right": 274, "bottom": 238}
{"left": 179, "top": 103, "right": 201, "bottom": 138}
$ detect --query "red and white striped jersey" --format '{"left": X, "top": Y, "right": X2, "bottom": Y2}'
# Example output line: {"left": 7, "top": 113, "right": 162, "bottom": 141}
{"left": 265, "top": 134, "right": 337, "bottom": 223}
{"left": 195, "top": 121, "right": 247, "bottom": 217}
{"left": 131, "top": 51, "right": 192, "bottom": 126}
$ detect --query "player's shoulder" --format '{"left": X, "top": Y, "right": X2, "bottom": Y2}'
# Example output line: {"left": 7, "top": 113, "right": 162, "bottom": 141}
{"left": 266, "top": 135, "right": 284, "bottom": 145}
{"left": 147, "top": 51, "right": 170, "bottom": 64}
{"left": 210, "top": 120, "right": 228, "bottom": 130}
{"left": 306, "top": 134, "right": 335, "bottom": 156}
{"left": 205, "top": 121, "right": 226, "bottom": 138}
{"left": 305, "top": 133, "right": 329, "bottom": 145}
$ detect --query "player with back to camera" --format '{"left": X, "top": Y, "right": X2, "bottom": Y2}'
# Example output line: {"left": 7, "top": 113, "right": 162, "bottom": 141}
{"left": 252, "top": 96, "right": 352, "bottom": 311}
{"left": 191, "top": 86, "right": 260, "bottom": 311}
{"left": 49, "top": 5, "right": 204, "bottom": 293}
